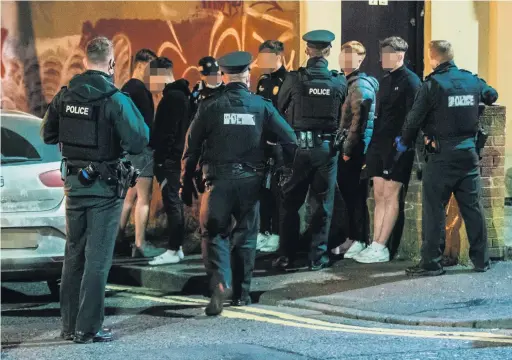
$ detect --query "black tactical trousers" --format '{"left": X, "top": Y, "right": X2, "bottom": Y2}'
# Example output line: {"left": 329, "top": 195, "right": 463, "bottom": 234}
{"left": 200, "top": 174, "right": 262, "bottom": 301}
{"left": 259, "top": 173, "right": 281, "bottom": 234}
{"left": 422, "top": 148, "right": 488, "bottom": 267}
{"left": 154, "top": 164, "right": 184, "bottom": 251}
{"left": 279, "top": 142, "right": 338, "bottom": 262}
{"left": 337, "top": 143, "right": 370, "bottom": 244}
{"left": 60, "top": 195, "right": 122, "bottom": 335}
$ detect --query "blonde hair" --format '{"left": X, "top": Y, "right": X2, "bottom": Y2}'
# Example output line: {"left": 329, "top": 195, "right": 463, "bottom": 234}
{"left": 340, "top": 41, "right": 367, "bottom": 59}
{"left": 429, "top": 40, "right": 454, "bottom": 62}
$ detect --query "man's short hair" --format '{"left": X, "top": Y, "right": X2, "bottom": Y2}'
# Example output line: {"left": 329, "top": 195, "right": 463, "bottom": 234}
{"left": 259, "top": 40, "right": 284, "bottom": 54}
{"left": 85, "top": 37, "right": 113, "bottom": 64}
{"left": 134, "top": 49, "right": 157, "bottom": 64}
{"left": 307, "top": 46, "right": 331, "bottom": 58}
{"left": 429, "top": 40, "right": 454, "bottom": 62}
{"left": 149, "top": 57, "right": 173, "bottom": 70}
{"left": 149, "top": 57, "right": 173, "bottom": 75}
{"left": 380, "top": 36, "right": 408, "bottom": 52}
{"left": 341, "top": 41, "right": 366, "bottom": 57}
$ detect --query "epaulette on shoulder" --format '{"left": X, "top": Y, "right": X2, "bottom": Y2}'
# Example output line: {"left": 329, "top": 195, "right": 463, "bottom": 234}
{"left": 259, "top": 73, "right": 270, "bottom": 80}
{"left": 330, "top": 69, "right": 340, "bottom": 77}
{"left": 459, "top": 68, "right": 474, "bottom": 75}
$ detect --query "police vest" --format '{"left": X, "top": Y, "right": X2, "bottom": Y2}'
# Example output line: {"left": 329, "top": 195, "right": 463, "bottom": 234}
{"left": 58, "top": 87, "right": 121, "bottom": 161}
{"left": 290, "top": 68, "right": 344, "bottom": 131}
{"left": 425, "top": 69, "right": 481, "bottom": 140}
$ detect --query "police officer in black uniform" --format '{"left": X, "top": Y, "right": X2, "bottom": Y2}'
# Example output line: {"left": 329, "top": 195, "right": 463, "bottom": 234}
{"left": 190, "top": 56, "right": 225, "bottom": 118}
{"left": 273, "top": 30, "right": 348, "bottom": 271}
{"left": 255, "top": 40, "right": 288, "bottom": 251}
{"left": 181, "top": 51, "right": 297, "bottom": 316}
{"left": 397, "top": 40, "right": 498, "bottom": 276}
{"left": 41, "top": 37, "right": 149, "bottom": 343}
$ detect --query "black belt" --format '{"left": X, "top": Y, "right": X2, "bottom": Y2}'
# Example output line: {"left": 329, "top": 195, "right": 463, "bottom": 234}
{"left": 295, "top": 130, "right": 335, "bottom": 149}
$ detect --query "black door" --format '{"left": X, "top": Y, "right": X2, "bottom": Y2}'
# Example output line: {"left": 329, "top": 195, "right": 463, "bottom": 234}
{"left": 341, "top": 0, "right": 425, "bottom": 80}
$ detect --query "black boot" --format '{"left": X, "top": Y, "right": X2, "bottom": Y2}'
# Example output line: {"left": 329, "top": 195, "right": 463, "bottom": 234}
{"left": 132, "top": 243, "right": 166, "bottom": 258}
{"left": 59, "top": 331, "right": 74, "bottom": 341}
{"left": 205, "top": 283, "right": 233, "bottom": 316}
{"left": 406, "top": 262, "right": 445, "bottom": 277}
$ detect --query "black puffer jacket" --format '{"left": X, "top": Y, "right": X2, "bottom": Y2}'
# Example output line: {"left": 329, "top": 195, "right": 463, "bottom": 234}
{"left": 152, "top": 79, "right": 192, "bottom": 164}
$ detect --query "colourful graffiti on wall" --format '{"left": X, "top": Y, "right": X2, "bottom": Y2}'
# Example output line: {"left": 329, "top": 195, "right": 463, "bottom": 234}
{"left": 1, "top": 1, "right": 300, "bottom": 117}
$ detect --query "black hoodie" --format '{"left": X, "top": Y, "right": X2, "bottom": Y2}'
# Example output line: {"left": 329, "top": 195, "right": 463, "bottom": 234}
{"left": 152, "top": 79, "right": 192, "bottom": 164}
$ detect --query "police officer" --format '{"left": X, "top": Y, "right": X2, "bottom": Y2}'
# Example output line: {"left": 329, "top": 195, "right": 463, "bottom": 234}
{"left": 190, "top": 56, "right": 225, "bottom": 118}
{"left": 255, "top": 40, "right": 288, "bottom": 252}
{"left": 273, "top": 30, "right": 348, "bottom": 271}
{"left": 41, "top": 37, "right": 149, "bottom": 343}
{"left": 397, "top": 40, "right": 498, "bottom": 276}
{"left": 181, "top": 51, "right": 297, "bottom": 316}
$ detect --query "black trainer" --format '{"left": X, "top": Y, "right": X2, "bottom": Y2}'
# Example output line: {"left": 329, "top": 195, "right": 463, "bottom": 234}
{"left": 406, "top": 263, "right": 445, "bottom": 277}
{"left": 231, "top": 298, "right": 252, "bottom": 307}
{"left": 272, "top": 256, "right": 294, "bottom": 271}
{"left": 309, "top": 256, "right": 330, "bottom": 271}
{"left": 60, "top": 331, "right": 74, "bottom": 341}
{"left": 474, "top": 262, "right": 491, "bottom": 272}
{"left": 73, "top": 328, "right": 113, "bottom": 344}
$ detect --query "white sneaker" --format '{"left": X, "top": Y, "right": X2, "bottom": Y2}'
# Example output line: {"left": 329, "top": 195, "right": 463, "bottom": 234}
{"left": 353, "top": 244, "right": 390, "bottom": 264}
{"left": 177, "top": 246, "right": 185, "bottom": 260}
{"left": 260, "top": 234, "right": 279, "bottom": 253}
{"left": 256, "top": 232, "right": 270, "bottom": 251}
{"left": 148, "top": 250, "right": 181, "bottom": 266}
{"left": 343, "top": 241, "right": 367, "bottom": 259}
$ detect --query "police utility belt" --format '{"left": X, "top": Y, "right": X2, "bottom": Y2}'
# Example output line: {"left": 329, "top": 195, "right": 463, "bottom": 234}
{"left": 296, "top": 130, "right": 335, "bottom": 149}
{"left": 423, "top": 135, "right": 479, "bottom": 155}
{"left": 203, "top": 162, "right": 265, "bottom": 178}
{"left": 61, "top": 158, "right": 139, "bottom": 199}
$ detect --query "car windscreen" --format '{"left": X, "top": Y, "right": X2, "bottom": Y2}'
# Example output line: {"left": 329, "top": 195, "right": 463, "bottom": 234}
{"left": 1, "top": 115, "right": 61, "bottom": 165}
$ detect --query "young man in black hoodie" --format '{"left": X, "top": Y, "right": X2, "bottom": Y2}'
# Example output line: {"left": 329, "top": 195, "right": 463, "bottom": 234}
{"left": 150, "top": 57, "right": 192, "bottom": 265}
{"left": 118, "top": 49, "right": 166, "bottom": 259}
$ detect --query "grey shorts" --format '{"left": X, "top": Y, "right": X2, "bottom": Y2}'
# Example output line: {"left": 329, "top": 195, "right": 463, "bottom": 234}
{"left": 126, "top": 147, "right": 154, "bottom": 178}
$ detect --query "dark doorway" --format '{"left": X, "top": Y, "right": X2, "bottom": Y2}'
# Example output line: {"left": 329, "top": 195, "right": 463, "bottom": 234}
{"left": 341, "top": 1, "right": 425, "bottom": 80}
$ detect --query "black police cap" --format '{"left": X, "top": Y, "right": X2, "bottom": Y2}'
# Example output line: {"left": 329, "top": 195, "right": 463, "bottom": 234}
{"left": 302, "top": 30, "right": 335, "bottom": 49}
{"left": 218, "top": 51, "right": 253, "bottom": 74}
{"left": 198, "top": 56, "right": 220, "bottom": 76}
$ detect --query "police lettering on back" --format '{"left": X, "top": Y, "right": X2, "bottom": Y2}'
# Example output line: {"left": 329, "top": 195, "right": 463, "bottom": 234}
{"left": 223, "top": 113, "right": 256, "bottom": 126}
{"left": 448, "top": 95, "right": 475, "bottom": 107}
{"left": 308, "top": 87, "right": 331, "bottom": 96}
{"left": 65, "top": 104, "right": 90, "bottom": 116}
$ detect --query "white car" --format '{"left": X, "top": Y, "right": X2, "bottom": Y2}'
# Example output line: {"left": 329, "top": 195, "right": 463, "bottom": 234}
{"left": 1, "top": 110, "right": 66, "bottom": 296}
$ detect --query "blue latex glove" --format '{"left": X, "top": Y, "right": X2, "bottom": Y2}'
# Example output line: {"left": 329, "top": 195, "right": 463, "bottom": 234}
{"left": 395, "top": 136, "right": 408, "bottom": 153}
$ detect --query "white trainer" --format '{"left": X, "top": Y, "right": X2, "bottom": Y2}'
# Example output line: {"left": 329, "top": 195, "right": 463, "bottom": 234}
{"left": 256, "top": 232, "right": 270, "bottom": 251}
{"left": 148, "top": 250, "right": 181, "bottom": 266}
{"left": 177, "top": 246, "right": 185, "bottom": 260}
{"left": 353, "top": 244, "right": 390, "bottom": 264}
{"left": 260, "top": 234, "right": 279, "bottom": 253}
{"left": 343, "top": 241, "right": 367, "bottom": 259}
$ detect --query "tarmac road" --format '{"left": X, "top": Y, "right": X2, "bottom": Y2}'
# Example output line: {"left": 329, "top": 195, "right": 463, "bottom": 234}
{"left": 2, "top": 281, "right": 512, "bottom": 360}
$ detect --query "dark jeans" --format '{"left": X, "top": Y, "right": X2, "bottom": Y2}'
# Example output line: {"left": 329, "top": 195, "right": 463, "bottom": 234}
{"left": 421, "top": 148, "right": 488, "bottom": 267}
{"left": 154, "top": 164, "right": 184, "bottom": 251}
{"left": 337, "top": 144, "right": 370, "bottom": 244}
{"left": 60, "top": 195, "right": 122, "bottom": 335}
{"left": 279, "top": 142, "right": 338, "bottom": 262}
{"left": 200, "top": 175, "right": 261, "bottom": 301}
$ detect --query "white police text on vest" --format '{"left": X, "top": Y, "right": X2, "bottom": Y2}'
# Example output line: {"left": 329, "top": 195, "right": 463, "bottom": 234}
{"left": 66, "top": 105, "right": 90, "bottom": 116}
{"left": 448, "top": 95, "right": 475, "bottom": 107}
{"left": 223, "top": 113, "right": 256, "bottom": 126}
{"left": 309, "top": 88, "right": 331, "bottom": 96}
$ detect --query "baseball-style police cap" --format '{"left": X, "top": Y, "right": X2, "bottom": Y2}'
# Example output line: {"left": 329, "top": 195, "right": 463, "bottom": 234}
{"left": 198, "top": 56, "right": 220, "bottom": 76}
{"left": 218, "top": 51, "right": 253, "bottom": 74}
{"left": 302, "top": 30, "right": 335, "bottom": 49}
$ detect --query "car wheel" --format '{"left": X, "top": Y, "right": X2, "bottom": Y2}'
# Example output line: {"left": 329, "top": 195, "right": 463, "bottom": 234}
{"left": 47, "top": 280, "right": 61, "bottom": 300}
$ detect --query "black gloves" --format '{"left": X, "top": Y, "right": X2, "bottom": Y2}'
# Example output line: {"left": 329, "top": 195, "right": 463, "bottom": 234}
{"left": 179, "top": 177, "right": 198, "bottom": 206}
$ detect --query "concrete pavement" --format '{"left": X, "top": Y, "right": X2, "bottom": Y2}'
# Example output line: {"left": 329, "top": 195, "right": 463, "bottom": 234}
{"left": 109, "top": 252, "right": 512, "bottom": 329}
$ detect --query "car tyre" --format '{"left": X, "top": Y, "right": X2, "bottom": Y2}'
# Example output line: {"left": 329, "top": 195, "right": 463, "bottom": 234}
{"left": 47, "top": 280, "right": 60, "bottom": 300}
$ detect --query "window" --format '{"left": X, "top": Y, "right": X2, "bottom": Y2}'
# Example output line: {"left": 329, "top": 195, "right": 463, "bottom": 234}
{"left": 1, "top": 127, "right": 41, "bottom": 160}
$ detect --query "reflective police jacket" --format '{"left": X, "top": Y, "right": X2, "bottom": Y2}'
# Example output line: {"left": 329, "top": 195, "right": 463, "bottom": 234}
{"left": 401, "top": 61, "right": 498, "bottom": 147}
{"left": 42, "top": 70, "right": 149, "bottom": 162}
{"left": 181, "top": 82, "right": 298, "bottom": 181}
{"left": 277, "top": 57, "right": 348, "bottom": 132}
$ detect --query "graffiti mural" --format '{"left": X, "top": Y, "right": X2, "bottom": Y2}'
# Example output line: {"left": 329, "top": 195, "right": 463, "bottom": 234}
{"left": 1, "top": 0, "right": 299, "bottom": 116}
